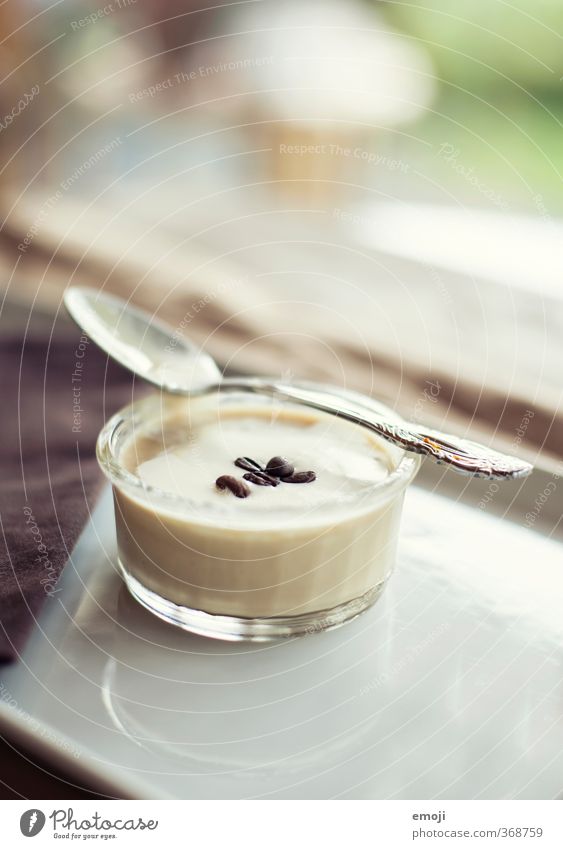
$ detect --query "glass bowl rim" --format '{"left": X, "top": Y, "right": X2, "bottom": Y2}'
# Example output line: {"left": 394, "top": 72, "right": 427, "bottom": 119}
{"left": 96, "top": 381, "right": 421, "bottom": 520}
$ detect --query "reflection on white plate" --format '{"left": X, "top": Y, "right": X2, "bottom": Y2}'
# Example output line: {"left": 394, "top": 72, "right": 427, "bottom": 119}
{"left": 101, "top": 584, "right": 424, "bottom": 774}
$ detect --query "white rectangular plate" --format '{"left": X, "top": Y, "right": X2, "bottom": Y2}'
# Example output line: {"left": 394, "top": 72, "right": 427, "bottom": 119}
{"left": 1, "top": 476, "right": 563, "bottom": 800}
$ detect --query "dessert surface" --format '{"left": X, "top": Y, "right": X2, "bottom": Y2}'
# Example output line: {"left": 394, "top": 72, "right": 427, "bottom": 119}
{"left": 128, "top": 405, "right": 391, "bottom": 523}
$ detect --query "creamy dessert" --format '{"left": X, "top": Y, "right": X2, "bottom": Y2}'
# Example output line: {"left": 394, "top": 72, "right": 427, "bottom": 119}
{"left": 98, "top": 389, "right": 419, "bottom": 638}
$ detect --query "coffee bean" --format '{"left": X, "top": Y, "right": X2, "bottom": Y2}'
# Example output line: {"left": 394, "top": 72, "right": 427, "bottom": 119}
{"left": 265, "top": 456, "right": 295, "bottom": 478}
{"left": 235, "top": 457, "right": 264, "bottom": 473}
{"left": 281, "top": 471, "right": 316, "bottom": 484}
{"left": 215, "top": 475, "right": 250, "bottom": 498}
{"left": 243, "top": 471, "right": 279, "bottom": 487}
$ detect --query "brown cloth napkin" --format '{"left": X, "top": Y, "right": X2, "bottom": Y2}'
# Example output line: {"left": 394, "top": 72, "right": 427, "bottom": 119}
{"left": 0, "top": 324, "right": 134, "bottom": 663}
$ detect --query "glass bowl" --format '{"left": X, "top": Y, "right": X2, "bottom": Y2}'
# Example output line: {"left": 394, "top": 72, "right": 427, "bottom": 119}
{"left": 96, "top": 382, "right": 420, "bottom": 641}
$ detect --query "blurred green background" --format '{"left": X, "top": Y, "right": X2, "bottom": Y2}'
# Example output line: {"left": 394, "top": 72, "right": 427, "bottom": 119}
{"left": 382, "top": 0, "right": 563, "bottom": 212}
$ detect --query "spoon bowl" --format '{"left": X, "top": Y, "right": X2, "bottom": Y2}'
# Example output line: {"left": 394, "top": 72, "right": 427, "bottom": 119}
{"left": 64, "top": 287, "right": 222, "bottom": 392}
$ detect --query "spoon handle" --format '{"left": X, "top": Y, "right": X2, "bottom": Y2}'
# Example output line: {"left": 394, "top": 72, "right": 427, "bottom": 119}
{"left": 212, "top": 377, "right": 532, "bottom": 480}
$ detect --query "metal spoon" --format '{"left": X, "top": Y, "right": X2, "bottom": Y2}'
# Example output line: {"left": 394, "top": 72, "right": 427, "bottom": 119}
{"left": 64, "top": 287, "right": 533, "bottom": 480}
